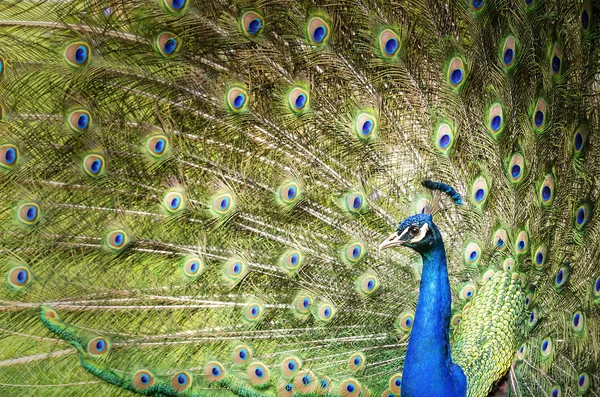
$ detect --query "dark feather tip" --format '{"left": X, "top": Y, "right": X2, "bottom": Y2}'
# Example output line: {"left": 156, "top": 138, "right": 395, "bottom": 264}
{"left": 422, "top": 180, "right": 463, "bottom": 206}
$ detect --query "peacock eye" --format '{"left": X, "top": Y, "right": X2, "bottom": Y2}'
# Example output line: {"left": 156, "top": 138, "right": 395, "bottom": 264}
{"left": 408, "top": 225, "right": 420, "bottom": 235}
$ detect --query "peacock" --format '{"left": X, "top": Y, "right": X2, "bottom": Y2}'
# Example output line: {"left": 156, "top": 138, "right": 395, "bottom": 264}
{"left": 1, "top": 0, "right": 600, "bottom": 396}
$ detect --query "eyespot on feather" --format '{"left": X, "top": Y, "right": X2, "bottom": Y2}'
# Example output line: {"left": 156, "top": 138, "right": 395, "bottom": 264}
{"left": 223, "top": 257, "right": 248, "bottom": 284}
{"left": 279, "top": 249, "right": 304, "bottom": 274}
{"left": 7, "top": 266, "right": 32, "bottom": 289}
{"left": 531, "top": 98, "right": 548, "bottom": 132}
{"left": 340, "top": 379, "right": 361, "bottom": 397}
{"left": 507, "top": 153, "right": 525, "bottom": 183}
{"left": 524, "top": 290, "right": 534, "bottom": 307}
{"left": 502, "top": 258, "right": 515, "bottom": 273}
{"left": 88, "top": 337, "right": 110, "bottom": 356}
{"left": 288, "top": 87, "right": 309, "bottom": 113}
{"left": 171, "top": 371, "right": 192, "bottom": 393}
{"left": 244, "top": 301, "right": 264, "bottom": 322}
{"left": 294, "top": 370, "right": 317, "bottom": 393}
{"left": 573, "top": 124, "right": 588, "bottom": 157}
{"left": 354, "top": 111, "right": 378, "bottom": 140}
{"left": 105, "top": 229, "right": 129, "bottom": 251}
{"left": 64, "top": 42, "right": 90, "bottom": 68}
{"left": 515, "top": 230, "right": 528, "bottom": 254}
{"left": 516, "top": 343, "right": 527, "bottom": 361}
{"left": 574, "top": 203, "right": 591, "bottom": 230}
{"left": 378, "top": 28, "right": 401, "bottom": 59}
{"left": 459, "top": 283, "right": 477, "bottom": 300}
{"left": 481, "top": 268, "right": 495, "bottom": 284}
{"left": 226, "top": 86, "right": 249, "bottom": 112}
{"left": 281, "top": 356, "right": 301, "bottom": 378}
{"left": 155, "top": 32, "right": 180, "bottom": 57}
{"left": 345, "top": 191, "right": 367, "bottom": 214}
{"left": 210, "top": 191, "right": 235, "bottom": 217}
{"left": 278, "top": 382, "right": 295, "bottom": 397}
{"left": 162, "top": 0, "right": 188, "bottom": 14}
{"left": 528, "top": 307, "right": 539, "bottom": 329}
{"left": 471, "top": 0, "right": 485, "bottom": 12}
{"left": 315, "top": 302, "right": 335, "bottom": 322}
{"left": 317, "top": 377, "right": 331, "bottom": 395}
{"left": 247, "top": 362, "right": 270, "bottom": 385}
{"left": 232, "top": 344, "right": 252, "bottom": 365}
{"left": 16, "top": 202, "right": 41, "bottom": 226}
{"left": 577, "top": 373, "right": 590, "bottom": 393}
{"left": 277, "top": 180, "right": 302, "bottom": 207}
{"left": 358, "top": 273, "right": 380, "bottom": 296}
{"left": 539, "top": 336, "right": 553, "bottom": 359}
{"left": 549, "top": 385, "right": 562, "bottom": 397}
{"left": 533, "top": 244, "right": 547, "bottom": 269}
{"left": 294, "top": 293, "right": 313, "bottom": 315}
{"left": 492, "top": 228, "right": 508, "bottom": 251}
{"left": 0, "top": 144, "right": 19, "bottom": 170}
{"left": 582, "top": 1, "right": 592, "bottom": 32}
{"left": 538, "top": 174, "right": 555, "bottom": 206}
{"left": 163, "top": 191, "right": 185, "bottom": 213}
{"left": 553, "top": 265, "right": 570, "bottom": 290}
{"left": 348, "top": 353, "right": 365, "bottom": 372}
{"left": 182, "top": 256, "right": 203, "bottom": 278}
{"left": 550, "top": 43, "right": 563, "bottom": 76}
{"left": 470, "top": 175, "right": 489, "bottom": 207}
{"left": 82, "top": 154, "right": 106, "bottom": 177}
{"left": 343, "top": 242, "right": 365, "bottom": 263}
{"left": 241, "top": 11, "right": 263, "bottom": 36}
{"left": 434, "top": 122, "right": 455, "bottom": 154}
{"left": 464, "top": 242, "right": 481, "bottom": 265}
{"left": 500, "top": 35, "right": 517, "bottom": 69}
{"left": 0, "top": 56, "right": 5, "bottom": 82}
{"left": 571, "top": 311, "right": 585, "bottom": 335}
{"left": 592, "top": 276, "right": 600, "bottom": 301}
{"left": 396, "top": 312, "right": 414, "bottom": 333}
{"left": 204, "top": 361, "right": 226, "bottom": 382}
{"left": 133, "top": 370, "right": 155, "bottom": 390}
{"left": 306, "top": 16, "right": 330, "bottom": 46}
{"left": 389, "top": 374, "right": 402, "bottom": 394}
{"left": 41, "top": 306, "right": 60, "bottom": 321}
{"left": 145, "top": 134, "right": 170, "bottom": 159}
{"left": 446, "top": 56, "right": 466, "bottom": 90}
{"left": 67, "top": 109, "right": 91, "bottom": 133}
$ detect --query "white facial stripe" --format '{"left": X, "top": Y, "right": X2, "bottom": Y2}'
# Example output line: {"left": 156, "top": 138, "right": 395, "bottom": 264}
{"left": 409, "top": 223, "right": 429, "bottom": 243}
{"left": 397, "top": 227, "right": 410, "bottom": 241}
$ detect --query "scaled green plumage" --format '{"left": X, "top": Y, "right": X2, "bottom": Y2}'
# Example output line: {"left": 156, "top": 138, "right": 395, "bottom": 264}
{"left": 0, "top": 0, "right": 599, "bottom": 396}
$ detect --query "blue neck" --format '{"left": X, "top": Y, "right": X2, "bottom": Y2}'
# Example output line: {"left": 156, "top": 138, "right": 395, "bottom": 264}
{"left": 401, "top": 233, "right": 467, "bottom": 397}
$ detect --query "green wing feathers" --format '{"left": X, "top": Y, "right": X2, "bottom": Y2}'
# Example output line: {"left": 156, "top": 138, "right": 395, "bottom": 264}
{"left": 0, "top": 0, "right": 600, "bottom": 396}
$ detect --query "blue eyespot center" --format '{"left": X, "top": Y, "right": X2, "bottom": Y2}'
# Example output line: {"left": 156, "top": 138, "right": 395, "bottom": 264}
{"left": 346, "top": 383, "right": 355, "bottom": 393}
{"left": 177, "top": 374, "right": 187, "bottom": 385}
{"left": 154, "top": 139, "right": 166, "bottom": 153}
{"left": 439, "top": 134, "right": 451, "bottom": 149}
{"left": 353, "top": 357, "right": 360, "bottom": 365}
{"left": 556, "top": 270, "right": 564, "bottom": 284}
{"left": 114, "top": 233, "right": 124, "bottom": 246}
{"left": 450, "top": 68, "right": 463, "bottom": 85}
{"left": 469, "top": 250, "right": 478, "bottom": 261}
{"left": 577, "top": 208, "right": 585, "bottom": 224}
{"left": 302, "top": 298, "right": 310, "bottom": 309}
{"left": 542, "top": 186, "right": 552, "bottom": 201}
{"left": 302, "top": 375, "right": 310, "bottom": 385}
{"left": 190, "top": 261, "right": 198, "bottom": 272}
{"left": 233, "top": 263, "right": 241, "bottom": 274}
{"left": 323, "top": 307, "right": 331, "bottom": 318}
{"left": 574, "top": 313, "right": 581, "bottom": 326}
{"left": 140, "top": 374, "right": 150, "bottom": 384}
{"left": 251, "top": 305, "right": 259, "bottom": 317}
{"left": 395, "top": 378, "right": 401, "bottom": 387}
{"left": 552, "top": 55, "right": 561, "bottom": 73}
{"left": 384, "top": 38, "right": 398, "bottom": 55}
{"left": 580, "top": 375, "right": 586, "bottom": 386}
{"left": 285, "top": 384, "right": 293, "bottom": 392}
{"left": 582, "top": 10, "right": 590, "bottom": 30}
{"left": 320, "top": 380, "right": 328, "bottom": 389}
{"left": 534, "top": 110, "right": 544, "bottom": 127}
{"left": 170, "top": 197, "right": 181, "bottom": 209}
{"left": 362, "top": 120, "right": 373, "bottom": 135}
{"left": 490, "top": 115, "right": 502, "bottom": 131}
{"left": 290, "top": 253, "right": 299, "bottom": 266}
{"left": 78, "top": 113, "right": 89, "bottom": 129}
{"left": 472, "top": 0, "right": 484, "bottom": 9}
{"left": 75, "top": 45, "right": 88, "bottom": 64}
{"left": 248, "top": 18, "right": 262, "bottom": 35}
{"left": 172, "top": 0, "right": 185, "bottom": 9}
{"left": 575, "top": 132, "right": 583, "bottom": 151}
{"left": 542, "top": 340, "right": 549, "bottom": 351}
{"left": 288, "top": 361, "right": 296, "bottom": 370}
{"left": 511, "top": 164, "right": 521, "bottom": 179}
{"left": 405, "top": 317, "right": 412, "bottom": 327}
{"left": 366, "top": 278, "right": 374, "bottom": 290}
{"left": 474, "top": 188, "right": 485, "bottom": 202}
{"left": 552, "top": 389, "right": 558, "bottom": 397}
{"left": 220, "top": 197, "right": 230, "bottom": 211}
{"left": 239, "top": 349, "right": 247, "bottom": 359}
{"left": 212, "top": 366, "right": 221, "bottom": 376}
{"left": 353, "top": 196, "right": 362, "bottom": 209}
{"left": 25, "top": 206, "right": 37, "bottom": 221}
{"left": 466, "top": 290, "right": 473, "bottom": 297}
{"left": 351, "top": 246, "right": 360, "bottom": 258}
{"left": 5, "top": 147, "right": 16, "bottom": 164}
{"left": 287, "top": 185, "right": 296, "bottom": 200}
{"left": 497, "top": 238, "right": 504, "bottom": 248}
{"left": 536, "top": 252, "right": 543, "bottom": 264}
{"left": 504, "top": 48, "right": 514, "bottom": 65}
{"left": 90, "top": 159, "right": 102, "bottom": 174}
{"left": 233, "top": 94, "right": 245, "bottom": 109}
{"left": 520, "top": 346, "right": 524, "bottom": 353}
{"left": 16, "top": 269, "right": 27, "bottom": 283}
{"left": 164, "top": 38, "right": 177, "bottom": 54}
{"left": 529, "top": 312, "right": 535, "bottom": 322}
{"left": 255, "top": 367, "right": 264, "bottom": 378}
{"left": 518, "top": 240, "right": 525, "bottom": 250}
{"left": 313, "top": 26, "right": 327, "bottom": 44}
{"left": 295, "top": 94, "right": 306, "bottom": 109}
{"left": 595, "top": 277, "right": 600, "bottom": 292}
{"left": 96, "top": 339, "right": 105, "bottom": 351}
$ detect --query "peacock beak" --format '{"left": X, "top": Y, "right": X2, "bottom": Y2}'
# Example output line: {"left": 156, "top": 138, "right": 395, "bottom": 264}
{"left": 379, "top": 232, "right": 404, "bottom": 250}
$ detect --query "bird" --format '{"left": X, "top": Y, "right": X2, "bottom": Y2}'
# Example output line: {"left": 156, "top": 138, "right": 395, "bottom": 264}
{"left": 0, "top": 0, "right": 599, "bottom": 396}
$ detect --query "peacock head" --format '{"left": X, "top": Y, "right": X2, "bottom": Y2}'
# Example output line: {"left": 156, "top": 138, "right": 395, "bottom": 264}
{"left": 379, "top": 213, "right": 440, "bottom": 254}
